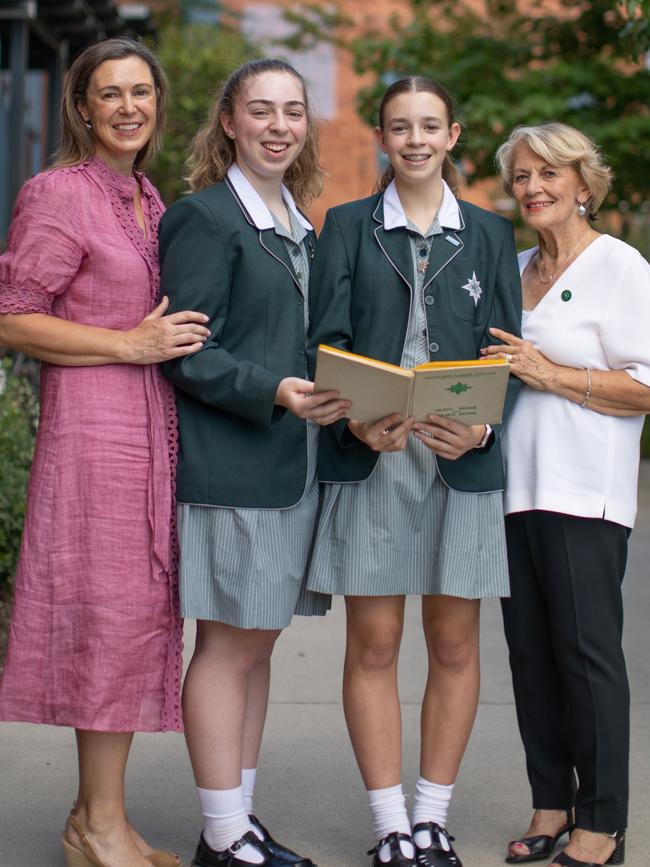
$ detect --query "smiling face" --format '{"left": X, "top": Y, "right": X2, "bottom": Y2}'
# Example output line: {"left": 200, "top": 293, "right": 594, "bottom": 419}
{"left": 510, "top": 143, "right": 590, "bottom": 231}
{"left": 221, "top": 70, "right": 308, "bottom": 186}
{"left": 375, "top": 90, "right": 460, "bottom": 188}
{"left": 79, "top": 55, "right": 157, "bottom": 175}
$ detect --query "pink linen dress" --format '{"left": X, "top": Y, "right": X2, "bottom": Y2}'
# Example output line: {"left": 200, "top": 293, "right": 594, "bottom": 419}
{"left": 0, "top": 156, "right": 183, "bottom": 732}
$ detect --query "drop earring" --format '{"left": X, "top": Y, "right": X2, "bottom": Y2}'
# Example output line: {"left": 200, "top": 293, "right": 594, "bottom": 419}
{"left": 577, "top": 201, "right": 587, "bottom": 217}
{"left": 84, "top": 118, "right": 92, "bottom": 129}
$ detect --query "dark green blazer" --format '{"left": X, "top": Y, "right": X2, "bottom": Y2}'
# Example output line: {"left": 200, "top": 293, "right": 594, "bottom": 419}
{"left": 159, "top": 178, "right": 315, "bottom": 508}
{"left": 307, "top": 192, "right": 522, "bottom": 493}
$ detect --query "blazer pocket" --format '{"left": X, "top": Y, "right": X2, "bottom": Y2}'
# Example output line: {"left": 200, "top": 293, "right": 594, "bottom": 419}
{"left": 446, "top": 260, "right": 489, "bottom": 322}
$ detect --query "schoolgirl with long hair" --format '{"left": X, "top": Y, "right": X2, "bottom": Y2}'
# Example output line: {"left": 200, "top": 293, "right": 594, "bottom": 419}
{"left": 307, "top": 76, "right": 522, "bottom": 867}
{"left": 159, "top": 59, "right": 350, "bottom": 867}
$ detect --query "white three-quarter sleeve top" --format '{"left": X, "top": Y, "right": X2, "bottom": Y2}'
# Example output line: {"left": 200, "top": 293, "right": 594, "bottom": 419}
{"left": 502, "top": 234, "right": 650, "bottom": 527}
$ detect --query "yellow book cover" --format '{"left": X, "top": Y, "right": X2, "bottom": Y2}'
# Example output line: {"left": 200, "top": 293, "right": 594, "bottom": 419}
{"left": 314, "top": 345, "right": 510, "bottom": 425}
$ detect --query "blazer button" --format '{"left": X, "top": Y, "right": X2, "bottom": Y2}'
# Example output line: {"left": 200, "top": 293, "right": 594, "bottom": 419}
{"left": 424, "top": 295, "right": 434, "bottom": 305}
{"left": 429, "top": 341, "right": 440, "bottom": 353}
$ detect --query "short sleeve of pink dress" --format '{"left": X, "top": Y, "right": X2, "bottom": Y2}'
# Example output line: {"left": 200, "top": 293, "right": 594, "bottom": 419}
{"left": 0, "top": 158, "right": 183, "bottom": 733}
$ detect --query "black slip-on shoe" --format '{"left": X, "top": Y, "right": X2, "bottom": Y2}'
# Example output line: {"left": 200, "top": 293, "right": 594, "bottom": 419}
{"left": 248, "top": 815, "right": 316, "bottom": 867}
{"left": 192, "top": 830, "right": 294, "bottom": 867}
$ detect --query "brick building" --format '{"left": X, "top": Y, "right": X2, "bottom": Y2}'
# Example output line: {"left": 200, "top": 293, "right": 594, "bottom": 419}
{"left": 0, "top": 0, "right": 498, "bottom": 238}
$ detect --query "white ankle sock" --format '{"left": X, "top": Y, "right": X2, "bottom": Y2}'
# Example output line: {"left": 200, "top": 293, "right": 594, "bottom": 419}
{"left": 242, "top": 768, "right": 257, "bottom": 815}
{"left": 368, "top": 784, "right": 414, "bottom": 863}
{"left": 197, "top": 785, "right": 262, "bottom": 863}
{"left": 242, "top": 768, "right": 265, "bottom": 842}
{"left": 412, "top": 777, "right": 454, "bottom": 848}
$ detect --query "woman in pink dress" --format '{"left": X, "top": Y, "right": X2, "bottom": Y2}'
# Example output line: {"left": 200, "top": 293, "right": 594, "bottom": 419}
{"left": 0, "top": 38, "right": 209, "bottom": 867}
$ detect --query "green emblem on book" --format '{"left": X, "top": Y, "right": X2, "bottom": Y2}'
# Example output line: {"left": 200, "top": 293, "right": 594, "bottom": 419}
{"left": 447, "top": 382, "right": 470, "bottom": 395}
{"left": 561, "top": 290, "right": 572, "bottom": 302}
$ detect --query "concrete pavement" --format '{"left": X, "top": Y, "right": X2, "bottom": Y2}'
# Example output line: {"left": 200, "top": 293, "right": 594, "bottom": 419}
{"left": 1, "top": 466, "right": 649, "bottom": 867}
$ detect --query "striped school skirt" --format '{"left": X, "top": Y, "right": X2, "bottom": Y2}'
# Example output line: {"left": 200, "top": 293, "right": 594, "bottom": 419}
{"left": 307, "top": 436, "right": 509, "bottom": 599}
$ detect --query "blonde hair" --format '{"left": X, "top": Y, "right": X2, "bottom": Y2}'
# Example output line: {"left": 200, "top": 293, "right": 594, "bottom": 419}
{"left": 495, "top": 122, "right": 612, "bottom": 219}
{"left": 376, "top": 76, "right": 461, "bottom": 195}
{"left": 185, "top": 59, "right": 324, "bottom": 208}
{"left": 53, "top": 37, "right": 168, "bottom": 170}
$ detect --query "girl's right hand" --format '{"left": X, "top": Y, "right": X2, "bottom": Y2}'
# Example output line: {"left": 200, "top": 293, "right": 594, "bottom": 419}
{"left": 124, "top": 296, "right": 211, "bottom": 364}
{"left": 275, "top": 377, "right": 352, "bottom": 424}
{"left": 348, "top": 413, "right": 413, "bottom": 452}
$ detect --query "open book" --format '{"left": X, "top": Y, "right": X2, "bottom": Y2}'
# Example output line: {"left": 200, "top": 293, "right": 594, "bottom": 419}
{"left": 314, "top": 345, "right": 510, "bottom": 426}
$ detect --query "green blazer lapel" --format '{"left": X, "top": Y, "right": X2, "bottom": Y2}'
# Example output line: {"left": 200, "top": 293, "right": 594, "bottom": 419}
{"left": 225, "top": 175, "right": 302, "bottom": 293}
{"left": 422, "top": 221, "right": 465, "bottom": 293}
{"left": 372, "top": 198, "right": 413, "bottom": 292}
{"left": 259, "top": 229, "right": 303, "bottom": 293}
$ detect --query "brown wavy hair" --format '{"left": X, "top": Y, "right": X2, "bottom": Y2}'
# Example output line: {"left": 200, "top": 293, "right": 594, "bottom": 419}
{"left": 376, "top": 76, "right": 461, "bottom": 195}
{"left": 53, "top": 37, "right": 168, "bottom": 170}
{"left": 185, "top": 58, "right": 324, "bottom": 207}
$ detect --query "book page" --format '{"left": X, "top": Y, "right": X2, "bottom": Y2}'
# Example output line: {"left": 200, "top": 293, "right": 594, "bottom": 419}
{"left": 314, "top": 346, "right": 413, "bottom": 424}
{"left": 410, "top": 361, "right": 509, "bottom": 425}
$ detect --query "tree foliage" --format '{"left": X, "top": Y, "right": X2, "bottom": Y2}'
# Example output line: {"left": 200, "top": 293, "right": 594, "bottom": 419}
{"left": 287, "top": 0, "right": 650, "bottom": 207}
{"left": 147, "top": 19, "right": 256, "bottom": 203}
{"left": 0, "top": 357, "right": 38, "bottom": 663}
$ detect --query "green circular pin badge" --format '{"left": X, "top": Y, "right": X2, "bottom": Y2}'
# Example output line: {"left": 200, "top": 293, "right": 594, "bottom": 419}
{"left": 561, "top": 290, "right": 572, "bottom": 302}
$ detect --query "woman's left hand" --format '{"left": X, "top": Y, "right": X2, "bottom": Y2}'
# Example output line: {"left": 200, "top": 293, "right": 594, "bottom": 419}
{"left": 481, "top": 327, "right": 558, "bottom": 391}
{"left": 412, "top": 416, "right": 486, "bottom": 460}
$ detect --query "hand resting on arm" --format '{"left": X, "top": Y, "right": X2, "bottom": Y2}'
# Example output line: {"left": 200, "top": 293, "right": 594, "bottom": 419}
{"left": 0, "top": 295, "right": 210, "bottom": 366}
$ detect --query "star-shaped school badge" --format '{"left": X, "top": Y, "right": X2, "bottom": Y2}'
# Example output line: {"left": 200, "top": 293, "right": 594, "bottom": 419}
{"left": 461, "top": 271, "right": 483, "bottom": 306}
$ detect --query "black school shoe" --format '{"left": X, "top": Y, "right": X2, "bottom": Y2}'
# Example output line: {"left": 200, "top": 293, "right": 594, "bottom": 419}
{"left": 367, "top": 832, "right": 417, "bottom": 866}
{"left": 192, "top": 830, "right": 297, "bottom": 866}
{"left": 412, "top": 822, "right": 463, "bottom": 867}
{"left": 248, "top": 815, "right": 316, "bottom": 866}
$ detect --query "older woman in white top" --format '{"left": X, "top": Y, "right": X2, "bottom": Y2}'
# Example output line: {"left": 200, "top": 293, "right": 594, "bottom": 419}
{"left": 482, "top": 122, "right": 650, "bottom": 867}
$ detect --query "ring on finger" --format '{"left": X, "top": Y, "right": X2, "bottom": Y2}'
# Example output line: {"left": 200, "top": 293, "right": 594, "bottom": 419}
{"left": 505, "top": 353, "right": 513, "bottom": 363}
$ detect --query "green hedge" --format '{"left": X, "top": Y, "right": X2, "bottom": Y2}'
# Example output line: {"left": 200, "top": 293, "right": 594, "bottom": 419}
{"left": 0, "top": 357, "right": 38, "bottom": 662}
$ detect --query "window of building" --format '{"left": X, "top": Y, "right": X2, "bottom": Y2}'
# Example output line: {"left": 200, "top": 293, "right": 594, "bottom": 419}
{"left": 241, "top": 4, "right": 336, "bottom": 120}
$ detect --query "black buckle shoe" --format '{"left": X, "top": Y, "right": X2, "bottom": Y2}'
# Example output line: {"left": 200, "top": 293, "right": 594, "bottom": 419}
{"left": 367, "top": 832, "right": 416, "bottom": 866}
{"left": 248, "top": 815, "right": 316, "bottom": 866}
{"left": 192, "top": 830, "right": 296, "bottom": 866}
{"left": 413, "top": 822, "right": 463, "bottom": 867}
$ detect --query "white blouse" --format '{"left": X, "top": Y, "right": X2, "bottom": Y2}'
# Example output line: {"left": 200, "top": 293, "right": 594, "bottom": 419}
{"left": 502, "top": 234, "right": 650, "bottom": 527}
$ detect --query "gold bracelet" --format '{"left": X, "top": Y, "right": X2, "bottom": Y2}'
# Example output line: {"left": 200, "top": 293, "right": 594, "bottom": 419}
{"left": 579, "top": 367, "right": 592, "bottom": 407}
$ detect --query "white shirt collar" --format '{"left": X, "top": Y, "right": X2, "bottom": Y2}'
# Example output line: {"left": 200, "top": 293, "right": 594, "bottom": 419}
{"left": 382, "top": 178, "right": 461, "bottom": 231}
{"left": 227, "top": 163, "right": 313, "bottom": 232}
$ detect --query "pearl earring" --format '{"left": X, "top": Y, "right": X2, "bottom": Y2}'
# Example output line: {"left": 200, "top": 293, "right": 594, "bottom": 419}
{"left": 577, "top": 202, "right": 587, "bottom": 217}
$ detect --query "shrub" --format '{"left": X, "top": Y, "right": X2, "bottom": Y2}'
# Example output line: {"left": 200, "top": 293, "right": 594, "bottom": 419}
{"left": 0, "top": 356, "right": 38, "bottom": 664}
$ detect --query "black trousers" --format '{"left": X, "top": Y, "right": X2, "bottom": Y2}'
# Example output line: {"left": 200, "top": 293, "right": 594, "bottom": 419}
{"left": 501, "top": 510, "right": 630, "bottom": 832}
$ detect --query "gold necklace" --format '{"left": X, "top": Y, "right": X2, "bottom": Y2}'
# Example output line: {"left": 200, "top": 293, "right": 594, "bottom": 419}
{"left": 535, "top": 229, "right": 591, "bottom": 284}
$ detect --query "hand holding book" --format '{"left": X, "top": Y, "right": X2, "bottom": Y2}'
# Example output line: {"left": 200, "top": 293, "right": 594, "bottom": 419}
{"left": 275, "top": 376, "right": 352, "bottom": 425}
{"left": 412, "top": 414, "right": 487, "bottom": 460}
{"left": 314, "top": 345, "right": 510, "bottom": 426}
{"left": 348, "top": 413, "right": 414, "bottom": 453}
